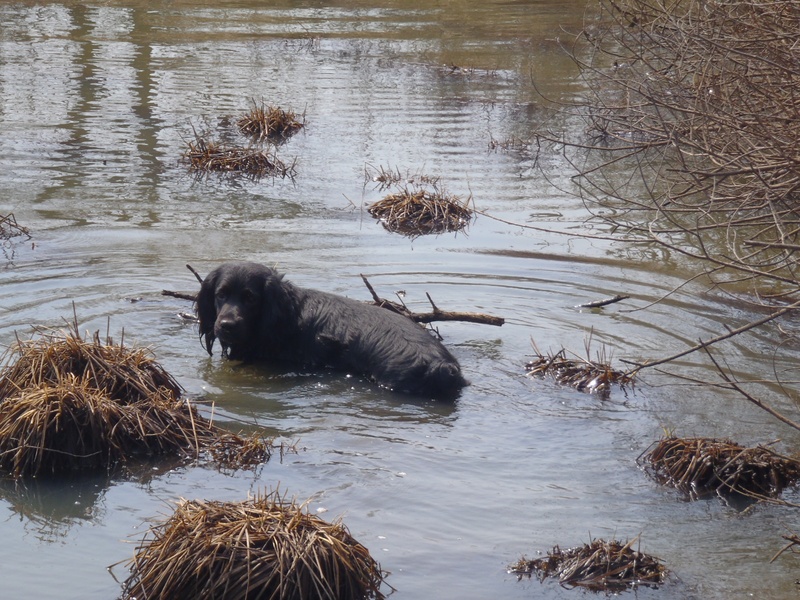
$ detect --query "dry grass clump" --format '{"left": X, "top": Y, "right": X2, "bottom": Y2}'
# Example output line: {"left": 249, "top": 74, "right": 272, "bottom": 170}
{"left": 183, "top": 137, "right": 297, "bottom": 180}
{"left": 0, "top": 327, "right": 182, "bottom": 404}
{"left": 0, "top": 325, "right": 272, "bottom": 477}
{"left": 525, "top": 340, "right": 634, "bottom": 396}
{"left": 638, "top": 436, "right": 800, "bottom": 502}
{"left": 206, "top": 432, "right": 275, "bottom": 471}
{"left": 510, "top": 537, "right": 666, "bottom": 591}
{"left": 237, "top": 100, "right": 304, "bottom": 141}
{"left": 364, "top": 164, "right": 472, "bottom": 238}
{"left": 368, "top": 187, "right": 473, "bottom": 238}
{"left": 0, "top": 378, "right": 198, "bottom": 478}
{"left": 120, "top": 491, "right": 389, "bottom": 600}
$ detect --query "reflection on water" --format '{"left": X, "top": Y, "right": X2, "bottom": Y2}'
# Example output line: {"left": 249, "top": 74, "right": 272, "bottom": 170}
{"left": 1, "top": 1, "right": 800, "bottom": 599}
{"left": 0, "top": 476, "right": 108, "bottom": 542}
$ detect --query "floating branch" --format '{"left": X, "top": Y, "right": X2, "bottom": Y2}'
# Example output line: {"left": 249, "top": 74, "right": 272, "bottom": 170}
{"left": 368, "top": 187, "right": 473, "bottom": 238}
{"left": 525, "top": 338, "right": 633, "bottom": 395}
{"left": 0, "top": 321, "right": 274, "bottom": 477}
{"left": 1, "top": 212, "right": 32, "bottom": 262}
{"left": 163, "top": 269, "right": 503, "bottom": 328}
{"left": 119, "top": 491, "right": 391, "bottom": 600}
{"left": 182, "top": 136, "right": 296, "bottom": 180}
{"left": 162, "top": 265, "right": 201, "bottom": 305}
{"left": 237, "top": 100, "right": 305, "bottom": 142}
{"left": 638, "top": 436, "right": 800, "bottom": 503}
{"left": 161, "top": 289, "right": 197, "bottom": 303}
{"left": 360, "top": 274, "right": 503, "bottom": 327}
{"left": 510, "top": 537, "right": 666, "bottom": 591}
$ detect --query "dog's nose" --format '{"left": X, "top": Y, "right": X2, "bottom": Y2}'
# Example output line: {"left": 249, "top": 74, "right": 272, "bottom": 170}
{"left": 216, "top": 318, "right": 237, "bottom": 333}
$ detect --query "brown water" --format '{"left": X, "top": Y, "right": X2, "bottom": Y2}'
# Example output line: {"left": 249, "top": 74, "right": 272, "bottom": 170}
{"left": 1, "top": 2, "right": 799, "bottom": 598}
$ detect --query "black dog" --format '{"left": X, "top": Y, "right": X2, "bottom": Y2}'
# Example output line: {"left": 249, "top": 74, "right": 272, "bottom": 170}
{"left": 196, "top": 261, "right": 467, "bottom": 399}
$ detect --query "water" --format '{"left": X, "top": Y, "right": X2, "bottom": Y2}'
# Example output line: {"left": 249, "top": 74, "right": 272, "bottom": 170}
{"left": 1, "top": 2, "right": 799, "bottom": 598}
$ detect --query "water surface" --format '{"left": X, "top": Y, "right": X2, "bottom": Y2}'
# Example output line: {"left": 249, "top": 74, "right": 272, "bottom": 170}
{"left": 1, "top": 2, "right": 799, "bottom": 598}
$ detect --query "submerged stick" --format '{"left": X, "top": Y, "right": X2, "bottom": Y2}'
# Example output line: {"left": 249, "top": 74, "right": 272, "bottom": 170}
{"left": 575, "top": 294, "right": 629, "bottom": 309}
{"left": 162, "top": 290, "right": 197, "bottom": 302}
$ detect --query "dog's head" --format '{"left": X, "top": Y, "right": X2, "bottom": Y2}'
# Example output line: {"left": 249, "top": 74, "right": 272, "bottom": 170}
{"left": 195, "top": 261, "right": 294, "bottom": 361}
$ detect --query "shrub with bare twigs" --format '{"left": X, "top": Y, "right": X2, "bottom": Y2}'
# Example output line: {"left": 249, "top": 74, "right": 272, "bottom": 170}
{"left": 522, "top": 0, "right": 800, "bottom": 442}
{"left": 539, "top": 0, "right": 800, "bottom": 293}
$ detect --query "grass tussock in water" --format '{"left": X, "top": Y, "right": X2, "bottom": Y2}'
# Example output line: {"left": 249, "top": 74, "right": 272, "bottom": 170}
{"left": 368, "top": 187, "right": 473, "bottom": 238}
{"left": 0, "top": 324, "right": 272, "bottom": 477}
{"left": 0, "top": 326, "right": 182, "bottom": 404}
{"left": 524, "top": 339, "right": 634, "bottom": 395}
{"left": 121, "top": 491, "right": 390, "bottom": 600}
{"left": 638, "top": 436, "right": 800, "bottom": 502}
{"left": 366, "top": 164, "right": 473, "bottom": 238}
{"left": 183, "top": 137, "right": 297, "bottom": 180}
{"left": 509, "top": 537, "right": 666, "bottom": 592}
{"left": 237, "top": 100, "right": 305, "bottom": 142}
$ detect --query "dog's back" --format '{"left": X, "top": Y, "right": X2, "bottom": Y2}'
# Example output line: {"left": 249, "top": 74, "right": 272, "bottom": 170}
{"left": 293, "top": 288, "right": 468, "bottom": 399}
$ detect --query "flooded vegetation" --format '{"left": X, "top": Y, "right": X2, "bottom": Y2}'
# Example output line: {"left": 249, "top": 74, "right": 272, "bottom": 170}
{"left": 1, "top": 1, "right": 799, "bottom": 598}
{"left": 638, "top": 436, "right": 800, "bottom": 505}
{"left": 510, "top": 536, "right": 667, "bottom": 592}
{"left": 120, "top": 491, "right": 388, "bottom": 600}
{"left": 0, "top": 322, "right": 274, "bottom": 477}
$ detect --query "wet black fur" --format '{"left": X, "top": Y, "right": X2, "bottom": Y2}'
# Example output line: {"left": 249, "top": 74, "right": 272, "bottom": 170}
{"left": 195, "top": 261, "right": 468, "bottom": 400}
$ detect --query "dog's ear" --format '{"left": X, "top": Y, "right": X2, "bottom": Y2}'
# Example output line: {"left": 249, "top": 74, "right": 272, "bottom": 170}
{"left": 195, "top": 269, "right": 218, "bottom": 356}
{"left": 259, "top": 269, "right": 297, "bottom": 331}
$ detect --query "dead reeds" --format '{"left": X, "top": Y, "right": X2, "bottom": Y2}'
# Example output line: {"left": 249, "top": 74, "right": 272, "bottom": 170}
{"left": 237, "top": 100, "right": 304, "bottom": 142}
{"left": 368, "top": 187, "right": 472, "bottom": 238}
{"left": 0, "top": 326, "right": 182, "bottom": 403}
{"left": 510, "top": 537, "right": 666, "bottom": 591}
{"left": 0, "top": 323, "right": 273, "bottom": 477}
{"left": 525, "top": 339, "right": 634, "bottom": 395}
{"left": 365, "top": 164, "right": 473, "bottom": 238}
{"left": 638, "top": 436, "right": 800, "bottom": 502}
{"left": 183, "top": 136, "right": 297, "bottom": 180}
{"left": 0, "top": 378, "right": 195, "bottom": 478}
{"left": 120, "top": 491, "right": 389, "bottom": 600}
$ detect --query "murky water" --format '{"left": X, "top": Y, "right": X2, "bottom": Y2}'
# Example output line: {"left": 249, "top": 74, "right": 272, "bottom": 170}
{"left": 1, "top": 2, "right": 799, "bottom": 598}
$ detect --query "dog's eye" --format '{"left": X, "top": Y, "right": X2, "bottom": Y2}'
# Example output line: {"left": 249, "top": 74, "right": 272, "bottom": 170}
{"left": 242, "top": 290, "right": 258, "bottom": 305}
{"left": 216, "top": 289, "right": 228, "bottom": 302}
